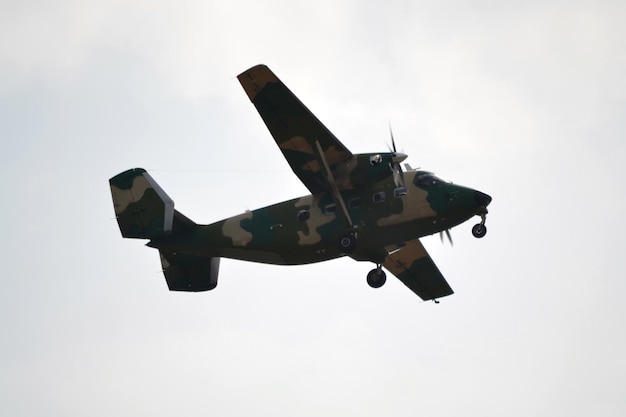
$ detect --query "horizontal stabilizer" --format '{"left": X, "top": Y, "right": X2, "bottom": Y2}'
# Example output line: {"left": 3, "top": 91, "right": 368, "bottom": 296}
{"left": 160, "top": 251, "right": 220, "bottom": 292}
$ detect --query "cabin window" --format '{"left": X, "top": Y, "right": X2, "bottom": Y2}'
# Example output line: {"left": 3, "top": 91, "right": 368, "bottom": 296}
{"left": 324, "top": 204, "right": 336, "bottom": 215}
{"left": 296, "top": 209, "right": 310, "bottom": 221}
{"left": 348, "top": 198, "right": 361, "bottom": 208}
{"left": 369, "top": 154, "right": 383, "bottom": 166}
{"left": 394, "top": 187, "right": 407, "bottom": 198}
{"left": 372, "top": 191, "right": 386, "bottom": 203}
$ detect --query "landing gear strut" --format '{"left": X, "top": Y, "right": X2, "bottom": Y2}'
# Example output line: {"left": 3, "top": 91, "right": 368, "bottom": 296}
{"left": 472, "top": 213, "right": 488, "bottom": 238}
{"left": 367, "top": 265, "right": 386, "bottom": 288}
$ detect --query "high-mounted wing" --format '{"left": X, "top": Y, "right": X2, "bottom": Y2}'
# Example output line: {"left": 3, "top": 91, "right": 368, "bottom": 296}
{"left": 384, "top": 239, "right": 454, "bottom": 301}
{"left": 237, "top": 65, "right": 353, "bottom": 194}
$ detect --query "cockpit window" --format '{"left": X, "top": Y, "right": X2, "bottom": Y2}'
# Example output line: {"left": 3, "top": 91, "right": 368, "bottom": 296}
{"left": 369, "top": 154, "right": 383, "bottom": 166}
{"left": 416, "top": 174, "right": 443, "bottom": 187}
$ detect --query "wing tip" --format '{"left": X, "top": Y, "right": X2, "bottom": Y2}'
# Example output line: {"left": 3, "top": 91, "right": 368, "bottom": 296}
{"left": 237, "top": 64, "right": 279, "bottom": 102}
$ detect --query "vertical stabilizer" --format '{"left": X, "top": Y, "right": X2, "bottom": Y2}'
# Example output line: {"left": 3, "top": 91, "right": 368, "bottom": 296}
{"left": 109, "top": 168, "right": 175, "bottom": 239}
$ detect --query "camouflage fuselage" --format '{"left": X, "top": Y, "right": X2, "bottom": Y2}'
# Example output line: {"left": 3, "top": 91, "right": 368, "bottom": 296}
{"left": 152, "top": 168, "right": 485, "bottom": 266}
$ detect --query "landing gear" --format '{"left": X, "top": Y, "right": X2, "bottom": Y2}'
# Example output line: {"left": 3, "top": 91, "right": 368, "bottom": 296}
{"left": 472, "top": 223, "right": 487, "bottom": 238}
{"left": 472, "top": 213, "right": 488, "bottom": 238}
{"left": 337, "top": 232, "right": 357, "bottom": 253}
{"left": 367, "top": 265, "right": 386, "bottom": 288}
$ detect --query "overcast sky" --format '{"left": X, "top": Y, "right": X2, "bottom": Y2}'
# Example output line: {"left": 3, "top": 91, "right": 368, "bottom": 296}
{"left": 2, "top": 1, "right": 625, "bottom": 416}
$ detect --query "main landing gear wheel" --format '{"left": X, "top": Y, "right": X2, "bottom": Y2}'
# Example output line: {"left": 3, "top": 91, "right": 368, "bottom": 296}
{"left": 337, "top": 232, "right": 357, "bottom": 253}
{"left": 367, "top": 267, "right": 386, "bottom": 288}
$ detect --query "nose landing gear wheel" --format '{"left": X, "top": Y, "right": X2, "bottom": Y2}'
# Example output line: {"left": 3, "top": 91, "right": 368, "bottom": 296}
{"left": 472, "top": 213, "right": 488, "bottom": 238}
{"left": 367, "top": 267, "right": 386, "bottom": 288}
{"left": 472, "top": 223, "right": 487, "bottom": 238}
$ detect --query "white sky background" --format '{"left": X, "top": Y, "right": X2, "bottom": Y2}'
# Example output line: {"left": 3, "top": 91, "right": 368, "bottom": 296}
{"left": 1, "top": 0, "right": 625, "bottom": 415}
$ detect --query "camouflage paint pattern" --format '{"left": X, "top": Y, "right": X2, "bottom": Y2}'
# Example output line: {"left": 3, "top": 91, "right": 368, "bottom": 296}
{"left": 383, "top": 239, "right": 453, "bottom": 300}
{"left": 141, "top": 168, "right": 484, "bottom": 266}
{"left": 110, "top": 168, "right": 174, "bottom": 238}
{"left": 222, "top": 211, "right": 253, "bottom": 246}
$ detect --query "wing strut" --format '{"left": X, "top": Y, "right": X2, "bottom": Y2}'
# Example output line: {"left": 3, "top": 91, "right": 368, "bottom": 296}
{"left": 314, "top": 140, "right": 353, "bottom": 227}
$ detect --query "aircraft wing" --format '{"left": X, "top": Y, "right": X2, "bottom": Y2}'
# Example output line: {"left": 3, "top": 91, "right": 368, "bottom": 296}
{"left": 238, "top": 65, "right": 353, "bottom": 194}
{"left": 383, "top": 239, "right": 454, "bottom": 301}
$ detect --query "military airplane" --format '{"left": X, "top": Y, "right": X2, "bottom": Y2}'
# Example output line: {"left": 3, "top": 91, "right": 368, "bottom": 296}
{"left": 109, "top": 64, "right": 492, "bottom": 302}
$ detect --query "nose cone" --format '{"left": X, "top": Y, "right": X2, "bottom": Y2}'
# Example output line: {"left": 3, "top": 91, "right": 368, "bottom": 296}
{"left": 474, "top": 190, "right": 492, "bottom": 207}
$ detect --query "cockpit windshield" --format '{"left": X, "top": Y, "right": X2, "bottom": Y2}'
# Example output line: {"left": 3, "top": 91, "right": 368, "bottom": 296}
{"left": 415, "top": 173, "right": 446, "bottom": 187}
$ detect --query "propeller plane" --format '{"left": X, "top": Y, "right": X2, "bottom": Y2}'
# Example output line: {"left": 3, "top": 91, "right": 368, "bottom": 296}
{"left": 109, "top": 64, "right": 492, "bottom": 301}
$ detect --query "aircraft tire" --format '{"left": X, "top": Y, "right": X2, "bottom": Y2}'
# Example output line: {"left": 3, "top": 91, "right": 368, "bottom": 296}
{"left": 472, "top": 224, "right": 487, "bottom": 238}
{"left": 367, "top": 269, "right": 386, "bottom": 288}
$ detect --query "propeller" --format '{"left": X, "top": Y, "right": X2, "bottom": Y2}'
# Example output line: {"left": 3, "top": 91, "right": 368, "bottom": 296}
{"left": 440, "top": 229, "right": 454, "bottom": 246}
{"left": 387, "top": 124, "right": 408, "bottom": 189}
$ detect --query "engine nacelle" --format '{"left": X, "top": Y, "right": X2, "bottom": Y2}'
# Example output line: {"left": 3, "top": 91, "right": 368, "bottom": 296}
{"left": 335, "top": 153, "right": 406, "bottom": 189}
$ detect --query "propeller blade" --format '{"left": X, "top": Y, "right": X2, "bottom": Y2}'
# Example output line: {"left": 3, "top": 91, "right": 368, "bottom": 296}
{"left": 389, "top": 124, "right": 397, "bottom": 153}
{"left": 392, "top": 165, "right": 403, "bottom": 188}
{"left": 440, "top": 229, "right": 454, "bottom": 246}
{"left": 387, "top": 123, "right": 408, "bottom": 190}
